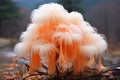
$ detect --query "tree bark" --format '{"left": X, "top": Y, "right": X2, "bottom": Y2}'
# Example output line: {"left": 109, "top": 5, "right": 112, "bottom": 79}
{"left": 0, "top": 21, "right": 2, "bottom": 37}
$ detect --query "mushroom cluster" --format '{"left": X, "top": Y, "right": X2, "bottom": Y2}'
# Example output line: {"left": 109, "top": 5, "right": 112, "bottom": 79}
{"left": 14, "top": 3, "right": 107, "bottom": 74}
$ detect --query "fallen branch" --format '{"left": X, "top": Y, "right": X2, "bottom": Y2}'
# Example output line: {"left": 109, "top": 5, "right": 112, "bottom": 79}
{"left": 22, "top": 62, "right": 120, "bottom": 80}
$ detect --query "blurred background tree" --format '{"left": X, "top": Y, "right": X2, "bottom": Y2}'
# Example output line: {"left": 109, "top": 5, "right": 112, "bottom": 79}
{"left": 0, "top": 0, "right": 22, "bottom": 37}
{"left": 57, "top": 0, "right": 83, "bottom": 13}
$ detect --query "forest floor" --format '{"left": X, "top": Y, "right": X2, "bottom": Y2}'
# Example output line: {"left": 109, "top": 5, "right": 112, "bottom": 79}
{"left": 0, "top": 38, "right": 120, "bottom": 80}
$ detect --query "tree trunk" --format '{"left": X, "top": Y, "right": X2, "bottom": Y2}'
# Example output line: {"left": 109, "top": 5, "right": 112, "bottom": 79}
{"left": 0, "top": 21, "right": 2, "bottom": 37}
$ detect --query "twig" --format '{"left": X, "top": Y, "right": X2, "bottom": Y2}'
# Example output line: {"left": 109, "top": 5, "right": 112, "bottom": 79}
{"left": 22, "top": 72, "right": 48, "bottom": 80}
{"left": 36, "top": 71, "right": 48, "bottom": 75}
{"left": 42, "top": 63, "right": 48, "bottom": 70}
{"left": 22, "top": 74, "right": 41, "bottom": 80}
{"left": 25, "top": 63, "right": 29, "bottom": 71}
{"left": 105, "top": 62, "right": 120, "bottom": 68}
